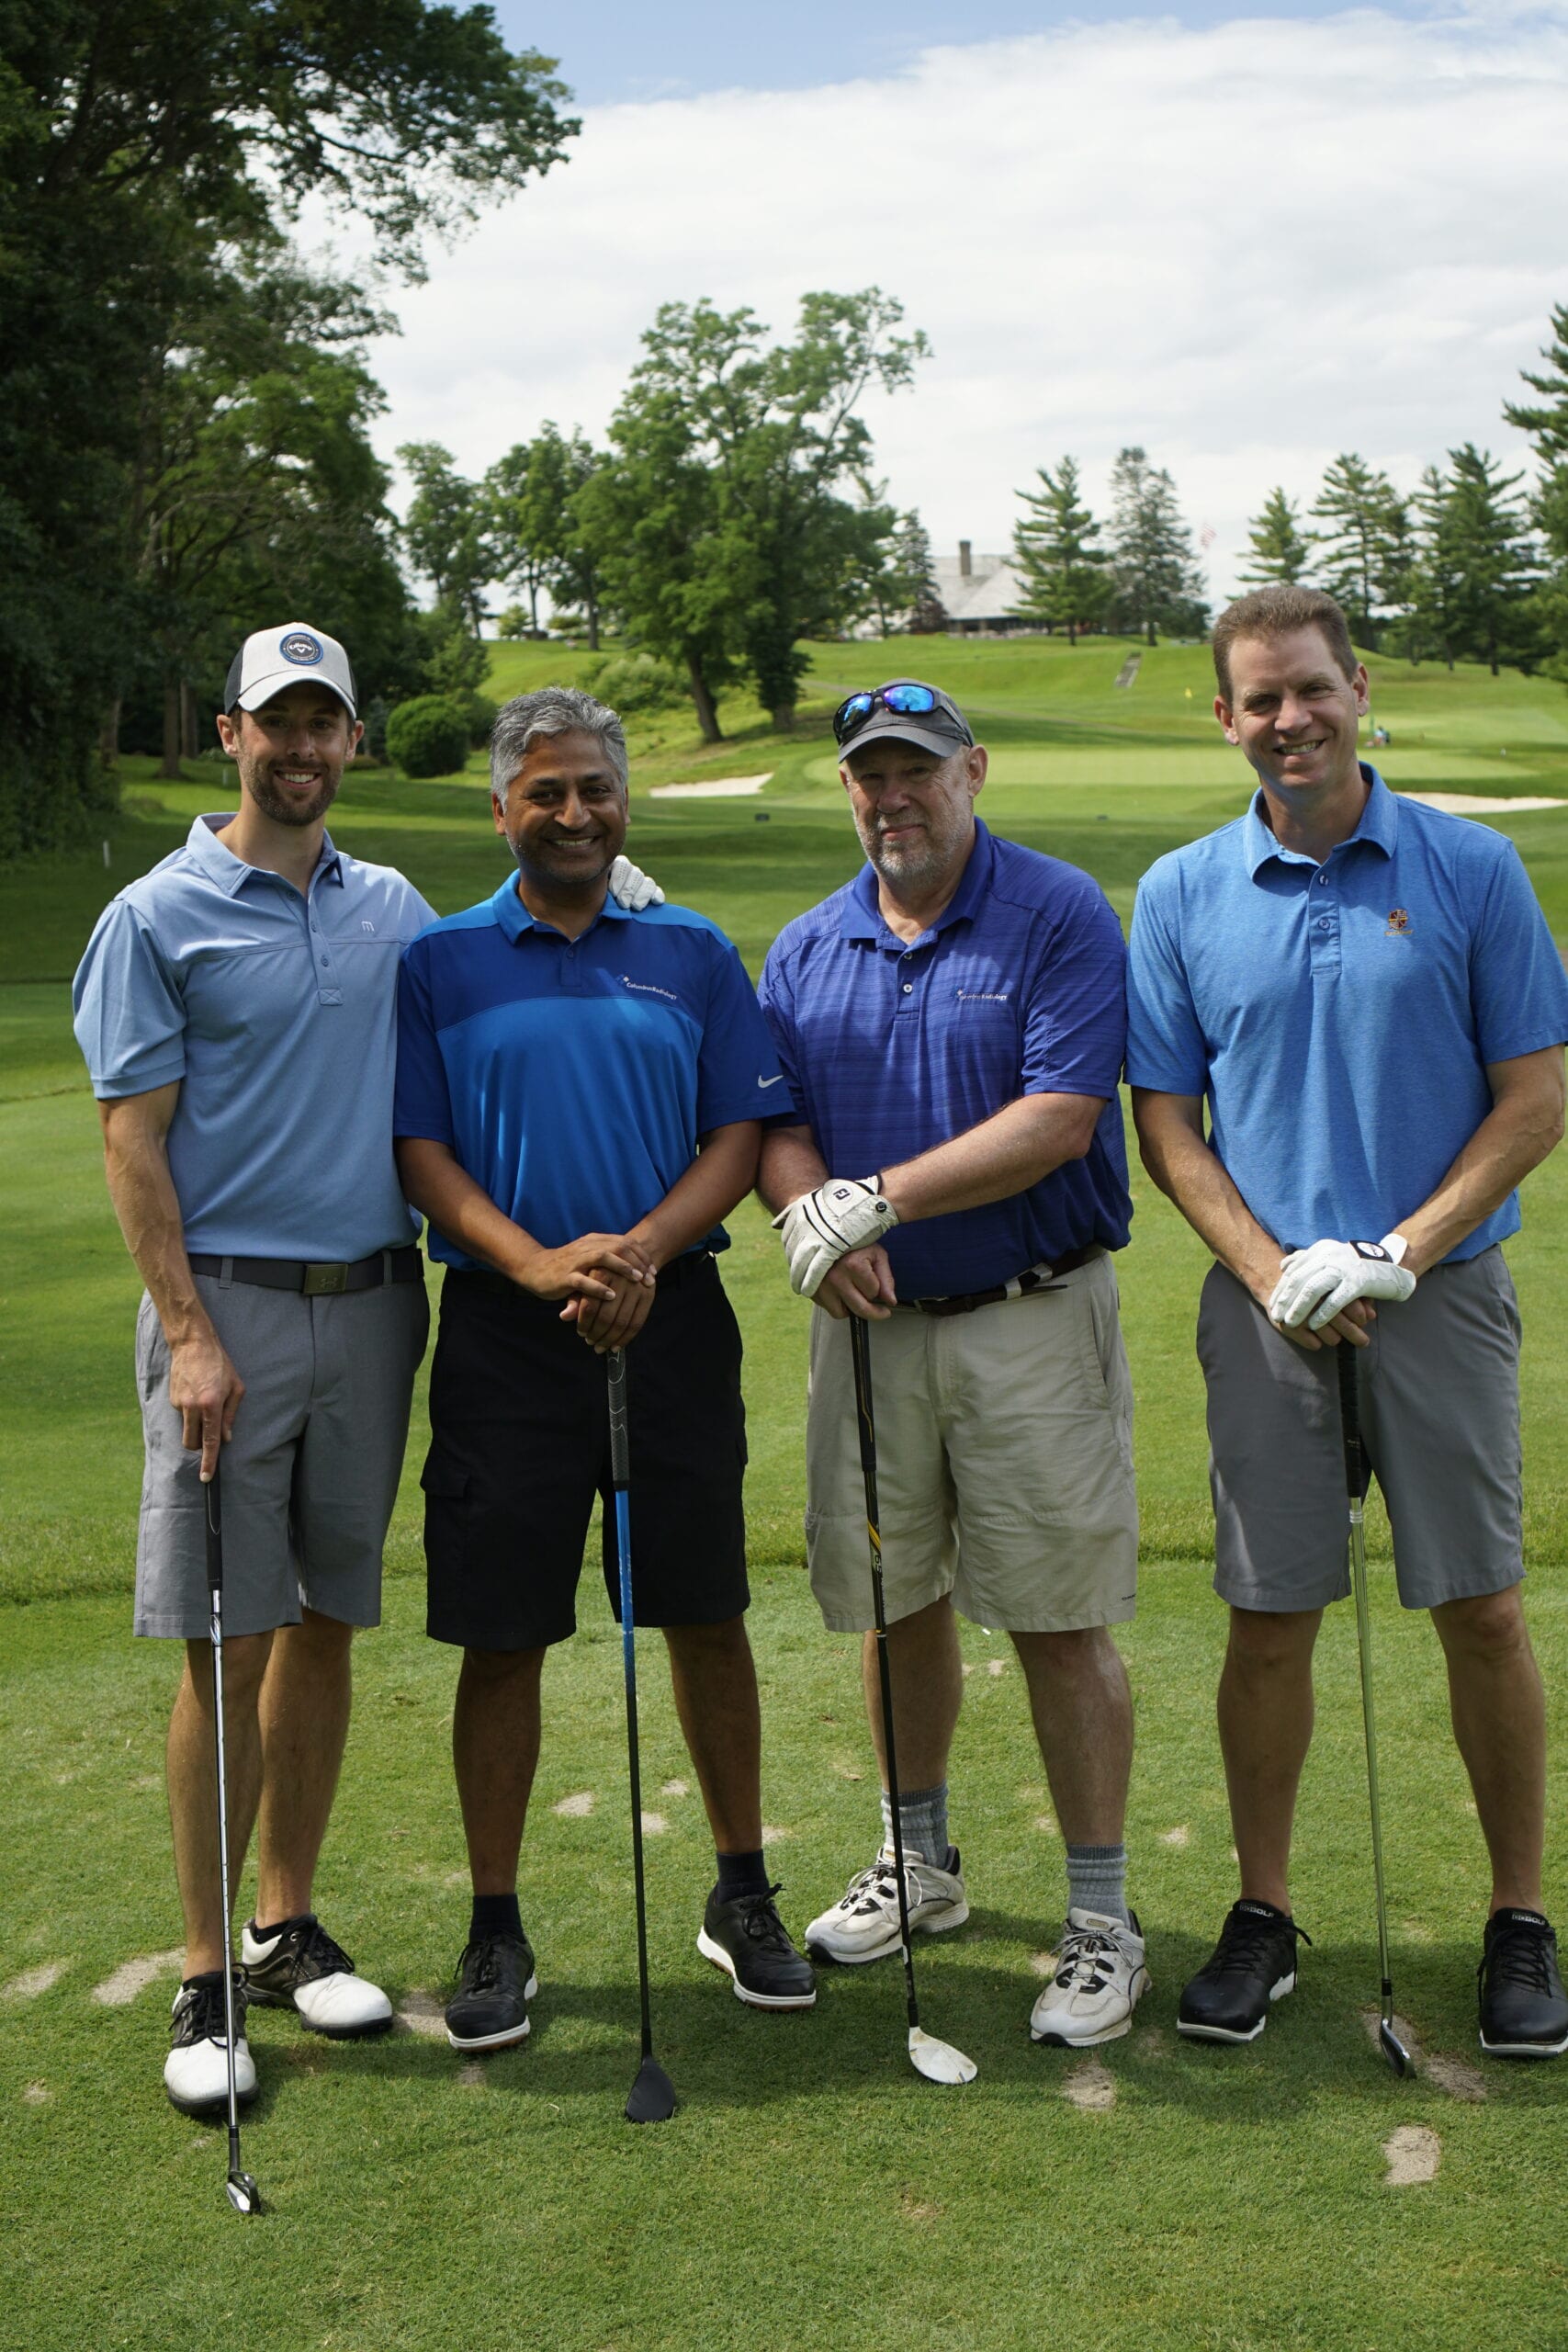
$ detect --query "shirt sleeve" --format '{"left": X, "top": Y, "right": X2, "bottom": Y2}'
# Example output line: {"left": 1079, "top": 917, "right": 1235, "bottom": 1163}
{"left": 1469, "top": 841, "right": 1568, "bottom": 1063}
{"left": 754, "top": 936, "right": 806, "bottom": 1120}
{"left": 71, "top": 898, "right": 188, "bottom": 1100}
{"left": 1020, "top": 877, "right": 1127, "bottom": 1099}
{"left": 393, "top": 942, "right": 457, "bottom": 1147}
{"left": 1125, "top": 867, "right": 1210, "bottom": 1095}
{"left": 695, "top": 939, "right": 793, "bottom": 1130}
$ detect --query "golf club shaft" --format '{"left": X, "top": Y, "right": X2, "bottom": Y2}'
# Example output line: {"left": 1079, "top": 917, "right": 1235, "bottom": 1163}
{"left": 848, "top": 1318, "right": 922, "bottom": 2036}
{"left": 1337, "top": 1346, "right": 1397, "bottom": 2020}
{"left": 204, "top": 1462, "right": 244, "bottom": 2178}
{"left": 607, "top": 1352, "right": 654, "bottom": 2059}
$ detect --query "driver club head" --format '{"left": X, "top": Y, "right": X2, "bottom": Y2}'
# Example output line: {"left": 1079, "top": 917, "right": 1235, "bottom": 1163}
{"left": 908, "top": 2026, "right": 977, "bottom": 2086}
{"left": 1379, "top": 2020, "right": 1416, "bottom": 2079}
{"left": 225, "top": 2171, "right": 261, "bottom": 2215}
{"left": 625, "top": 2056, "right": 677, "bottom": 2124}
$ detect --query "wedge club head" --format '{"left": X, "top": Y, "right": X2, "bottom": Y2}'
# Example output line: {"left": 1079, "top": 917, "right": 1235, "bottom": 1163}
{"left": 1380, "top": 2018, "right": 1416, "bottom": 2079}
{"left": 625, "top": 2056, "right": 676, "bottom": 2124}
{"left": 908, "top": 2027, "right": 977, "bottom": 2086}
{"left": 225, "top": 2171, "right": 260, "bottom": 2215}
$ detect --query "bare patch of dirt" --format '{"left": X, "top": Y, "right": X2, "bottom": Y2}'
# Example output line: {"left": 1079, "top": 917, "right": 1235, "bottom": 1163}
{"left": 1383, "top": 2123, "right": 1440, "bottom": 2185}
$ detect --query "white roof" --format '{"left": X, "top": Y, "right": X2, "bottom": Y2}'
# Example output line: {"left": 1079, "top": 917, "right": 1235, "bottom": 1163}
{"left": 931, "top": 552, "right": 1030, "bottom": 624}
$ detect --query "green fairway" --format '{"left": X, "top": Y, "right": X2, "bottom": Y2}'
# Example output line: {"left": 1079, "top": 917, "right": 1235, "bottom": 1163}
{"left": 5, "top": 636, "right": 1567, "bottom": 2349}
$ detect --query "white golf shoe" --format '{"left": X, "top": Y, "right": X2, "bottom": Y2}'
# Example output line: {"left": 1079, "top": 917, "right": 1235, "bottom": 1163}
{"left": 164, "top": 1974, "right": 258, "bottom": 2115}
{"left": 242, "top": 1914, "right": 393, "bottom": 2038}
{"left": 805, "top": 1846, "right": 969, "bottom": 1964}
{"left": 1030, "top": 1908, "right": 1150, "bottom": 2047}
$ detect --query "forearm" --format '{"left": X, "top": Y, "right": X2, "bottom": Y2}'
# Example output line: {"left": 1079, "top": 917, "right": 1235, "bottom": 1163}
{"left": 395, "top": 1136, "right": 538, "bottom": 1283}
{"left": 880, "top": 1092, "right": 1103, "bottom": 1225}
{"left": 631, "top": 1123, "right": 761, "bottom": 1267}
{"left": 1133, "top": 1091, "right": 1283, "bottom": 1304}
{"left": 100, "top": 1102, "right": 213, "bottom": 1346}
{"left": 1394, "top": 1064, "right": 1566, "bottom": 1276}
{"left": 757, "top": 1125, "right": 829, "bottom": 1216}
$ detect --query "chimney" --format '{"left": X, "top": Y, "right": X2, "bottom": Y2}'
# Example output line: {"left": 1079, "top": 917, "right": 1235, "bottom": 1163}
{"left": 958, "top": 539, "right": 972, "bottom": 578}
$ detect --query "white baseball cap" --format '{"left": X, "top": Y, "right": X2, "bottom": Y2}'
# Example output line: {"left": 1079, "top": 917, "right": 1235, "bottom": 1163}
{"left": 224, "top": 623, "right": 357, "bottom": 719}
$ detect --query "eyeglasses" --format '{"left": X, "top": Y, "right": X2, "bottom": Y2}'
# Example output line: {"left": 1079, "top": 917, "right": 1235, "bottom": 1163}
{"left": 831, "top": 683, "right": 970, "bottom": 746}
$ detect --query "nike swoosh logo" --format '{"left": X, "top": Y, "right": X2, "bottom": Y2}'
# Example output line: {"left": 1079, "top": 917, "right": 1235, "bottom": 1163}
{"left": 758, "top": 1074, "right": 784, "bottom": 1088}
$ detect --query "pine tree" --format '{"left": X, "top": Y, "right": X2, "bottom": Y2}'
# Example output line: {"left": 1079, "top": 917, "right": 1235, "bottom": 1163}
{"left": 1504, "top": 302, "right": 1568, "bottom": 675}
{"left": 1441, "top": 444, "right": 1540, "bottom": 675}
{"left": 1011, "top": 457, "right": 1109, "bottom": 643}
{"left": 1107, "top": 448, "right": 1206, "bottom": 647}
{"left": 1239, "top": 488, "right": 1311, "bottom": 585}
{"left": 1309, "top": 454, "right": 1405, "bottom": 650}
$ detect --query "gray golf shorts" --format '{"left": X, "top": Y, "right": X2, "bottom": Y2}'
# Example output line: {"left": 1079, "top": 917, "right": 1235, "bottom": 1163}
{"left": 1198, "top": 1250, "right": 1523, "bottom": 1614}
{"left": 133, "top": 1268, "right": 430, "bottom": 1640}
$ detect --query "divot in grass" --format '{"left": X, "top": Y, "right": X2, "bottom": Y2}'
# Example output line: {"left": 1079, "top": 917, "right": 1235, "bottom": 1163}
{"left": 897, "top": 2188, "right": 944, "bottom": 2223}
{"left": 3, "top": 1962, "right": 66, "bottom": 2001}
{"left": 457, "top": 2062, "right": 486, "bottom": 2089}
{"left": 1425, "top": 2052, "right": 1486, "bottom": 2102}
{"left": 1061, "top": 2057, "right": 1116, "bottom": 2112}
{"left": 829, "top": 1761, "right": 863, "bottom": 1780}
{"left": 396, "top": 1990, "right": 448, "bottom": 2041}
{"left": 761, "top": 1825, "right": 793, "bottom": 1845}
{"left": 21, "top": 2082, "right": 51, "bottom": 2104}
{"left": 986, "top": 1658, "right": 1006, "bottom": 1678}
{"left": 1034, "top": 1815, "right": 1058, "bottom": 1838}
{"left": 1158, "top": 1826, "right": 1190, "bottom": 1848}
{"left": 640, "top": 1812, "right": 667, "bottom": 1836}
{"left": 91, "top": 1949, "right": 183, "bottom": 2006}
{"left": 553, "top": 1790, "right": 594, "bottom": 1818}
{"left": 660, "top": 1778, "right": 689, "bottom": 1797}
{"left": 1030, "top": 1951, "right": 1058, "bottom": 1978}
{"left": 1383, "top": 2124, "right": 1441, "bottom": 2186}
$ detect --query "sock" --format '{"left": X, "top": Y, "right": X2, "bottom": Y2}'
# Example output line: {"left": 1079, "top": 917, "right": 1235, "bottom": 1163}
{"left": 250, "top": 1913, "right": 310, "bottom": 1944}
{"left": 881, "top": 1782, "right": 950, "bottom": 1869}
{"left": 469, "top": 1891, "right": 523, "bottom": 1942}
{"left": 1066, "top": 1843, "right": 1129, "bottom": 1925}
{"left": 715, "top": 1848, "right": 770, "bottom": 1901}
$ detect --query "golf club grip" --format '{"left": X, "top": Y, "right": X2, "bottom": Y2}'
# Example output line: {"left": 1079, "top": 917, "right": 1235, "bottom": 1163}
{"left": 204, "top": 1458, "right": 223, "bottom": 1594}
{"left": 1335, "top": 1342, "right": 1363, "bottom": 1498}
{"left": 607, "top": 1351, "right": 630, "bottom": 1492}
{"left": 849, "top": 1319, "right": 879, "bottom": 1507}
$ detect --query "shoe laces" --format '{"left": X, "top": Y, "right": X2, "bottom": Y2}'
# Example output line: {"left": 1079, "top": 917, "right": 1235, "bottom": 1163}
{"left": 1055, "top": 1922, "right": 1122, "bottom": 1992}
{"left": 1481, "top": 1917, "right": 1558, "bottom": 1996}
{"left": 290, "top": 1917, "right": 354, "bottom": 1981}
{"left": 840, "top": 1857, "right": 902, "bottom": 1915}
{"left": 178, "top": 1974, "right": 245, "bottom": 2041}
{"left": 1209, "top": 1906, "right": 1311, "bottom": 1977}
{"left": 460, "top": 1930, "right": 525, "bottom": 1991}
{"left": 731, "top": 1884, "right": 794, "bottom": 1949}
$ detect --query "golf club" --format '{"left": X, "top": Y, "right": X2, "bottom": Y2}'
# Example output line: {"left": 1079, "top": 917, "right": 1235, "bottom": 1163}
{"left": 606, "top": 1350, "right": 677, "bottom": 2125}
{"left": 1336, "top": 1344, "right": 1415, "bottom": 2079}
{"left": 848, "top": 1318, "right": 977, "bottom": 2087}
{"left": 204, "top": 1461, "right": 263, "bottom": 2211}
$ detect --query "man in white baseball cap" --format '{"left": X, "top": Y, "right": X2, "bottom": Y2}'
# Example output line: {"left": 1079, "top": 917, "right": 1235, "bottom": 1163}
{"left": 225, "top": 622, "right": 359, "bottom": 719}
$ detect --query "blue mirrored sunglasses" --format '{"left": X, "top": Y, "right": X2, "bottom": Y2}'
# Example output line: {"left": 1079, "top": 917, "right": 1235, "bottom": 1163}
{"left": 832, "top": 683, "right": 959, "bottom": 745}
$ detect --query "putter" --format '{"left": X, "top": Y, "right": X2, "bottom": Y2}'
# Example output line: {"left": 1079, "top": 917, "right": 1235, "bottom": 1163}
{"left": 606, "top": 1351, "right": 677, "bottom": 2124}
{"left": 1336, "top": 1345, "right": 1415, "bottom": 2080}
{"left": 204, "top": 1463, "right": 263, "bottom": 2211}
{"left": 848, "top": 1319, "right": 977, "bottom": 2086}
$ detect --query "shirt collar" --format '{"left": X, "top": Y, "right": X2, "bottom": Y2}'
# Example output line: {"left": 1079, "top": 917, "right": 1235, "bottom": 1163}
{"left": 840, "top": 819, "right": 995, "bottom": 944}
{"left": 187, "top": 813, "right": 344, "bottom": 897}
{"left": 1243, "top": 763, "right": 1396, "bottom": 877}
{"left": 490, "top": 873, "right": 632, "bottom": 942}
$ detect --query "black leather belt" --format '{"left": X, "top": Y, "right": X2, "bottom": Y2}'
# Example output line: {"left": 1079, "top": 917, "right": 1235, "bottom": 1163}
{"left": 901, "top": 1244, "right": 1104, "bottom": 1317}
{"left": 188, "top": 1246, "right": 424, "bottom": 1295}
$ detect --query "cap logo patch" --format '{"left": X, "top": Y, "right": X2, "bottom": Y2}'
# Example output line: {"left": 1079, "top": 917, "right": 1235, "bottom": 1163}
{"left": 280, "top": 630, "right": 324, "bottom": 666}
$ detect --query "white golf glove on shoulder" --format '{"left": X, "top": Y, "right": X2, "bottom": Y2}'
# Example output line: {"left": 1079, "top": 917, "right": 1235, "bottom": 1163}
{"left": 773, "top": 1176, "right": 899, "bottom": 1300}
{"left": 608, "top": 854, "right": 664, "bottom": 911}
{"left": 1269, "top": 1237, "right": 1416, "bottom": 1332}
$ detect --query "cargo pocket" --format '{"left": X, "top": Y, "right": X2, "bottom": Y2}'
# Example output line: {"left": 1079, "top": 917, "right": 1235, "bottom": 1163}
{"left": 419, "top": 1451, "right": 470, "bottom": 1572}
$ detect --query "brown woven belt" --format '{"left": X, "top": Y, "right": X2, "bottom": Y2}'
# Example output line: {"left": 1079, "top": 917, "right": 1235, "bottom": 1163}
{"left": 899, "top": 1243, "right": 1104, "bottom": 1317}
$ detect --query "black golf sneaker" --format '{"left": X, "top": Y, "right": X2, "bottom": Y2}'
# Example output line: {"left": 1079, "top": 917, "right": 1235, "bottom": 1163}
{"left": 698, "top": 1883, "right": 818, "bottom": 2009}
{"left": 1477, "top": 1908, "right": 1568, "bottom": 2058}
{"left": 445, "top": 1926, "right": 539, "bottom": 2052}
{"left": 1178, "top": 1899, "right": 1311, "bottom": 2044}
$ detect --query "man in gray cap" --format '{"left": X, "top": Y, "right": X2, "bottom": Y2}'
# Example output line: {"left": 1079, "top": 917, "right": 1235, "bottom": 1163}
{"left": 757, "top": 678, "right": 1147, "bottom": 2048}
{"left": 73, "top": 622, "right": 663, "bottom": 2116}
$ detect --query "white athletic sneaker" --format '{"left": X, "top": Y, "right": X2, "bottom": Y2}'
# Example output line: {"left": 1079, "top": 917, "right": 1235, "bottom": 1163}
{"left": 242, "top": 1914, "right": 394, "bottom": 2038}
{"left": 805, "top": 1846, "right": 969, "bottom": 1964}
{"left": 164, "top": 1974, "right": 258, "bottom": 2114}
{"left": 1030, "top": 1908, "right": 1150, "bottom": 2047}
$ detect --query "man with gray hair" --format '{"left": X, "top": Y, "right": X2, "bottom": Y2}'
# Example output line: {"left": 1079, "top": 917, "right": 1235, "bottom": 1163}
{"left": 394, "top": 686, "right": 817, "bottom": 2051}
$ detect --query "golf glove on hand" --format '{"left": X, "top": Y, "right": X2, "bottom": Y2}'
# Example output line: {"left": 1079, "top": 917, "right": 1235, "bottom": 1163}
{"left": 1269, "top": 1237, "right": 1416, "bottom": 1331}
{"left": 608, "top": 854, "right": 665, "bottom": 911}
{"left": 773, "top": 1175, "right": 899, "bottom": 1299}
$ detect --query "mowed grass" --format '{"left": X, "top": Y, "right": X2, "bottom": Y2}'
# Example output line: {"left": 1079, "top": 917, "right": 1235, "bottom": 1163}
{"left": 4, "top": 637, "right": 1568, "bottom": 2351}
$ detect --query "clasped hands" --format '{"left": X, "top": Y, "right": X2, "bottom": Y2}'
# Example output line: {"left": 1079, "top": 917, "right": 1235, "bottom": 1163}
{"left": 773, "top": 1175, "right": 900, "bottom": 1317}
{"left": 1268, "top": 1235, "right": 1416, "bottom": 1341}
{"left": 522, "top": 1230, "right": 659, "bottom": 1353}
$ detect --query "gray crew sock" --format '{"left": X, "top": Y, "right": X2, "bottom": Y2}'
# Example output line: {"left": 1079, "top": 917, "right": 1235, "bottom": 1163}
{"left": 1066, "top": 1842, "right": 1129, "bottom": 1926}
{"left": 880, "top": 1782, "right": 950, "bottom": 1869}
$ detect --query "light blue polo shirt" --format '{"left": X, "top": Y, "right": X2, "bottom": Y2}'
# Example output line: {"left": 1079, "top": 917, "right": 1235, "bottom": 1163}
{"left": 1126, "top": 768, "right": 1568, "bottom": 1258}
{"left": 73, "top": 815, "right": 434, "bottom": 1258}
{"left": 758, "top": 820, "right": 1132, "bottom": 1297}
{"left": 394, "top": 876, "right": 785, "bottom": 1270}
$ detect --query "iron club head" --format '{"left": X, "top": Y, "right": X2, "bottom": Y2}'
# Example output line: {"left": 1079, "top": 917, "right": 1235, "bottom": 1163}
{"left": 625, "top": 2055, "right": 677, "bottom": 2124}
{"left": 1380, "top": 2019, "right": 1416, "bottom": 2078}
{"left": 908, "top": 2026, "right": 977, "bottom": 2086}
{"left": 225, "top": 2171, "right": 260, "bottom": 2214}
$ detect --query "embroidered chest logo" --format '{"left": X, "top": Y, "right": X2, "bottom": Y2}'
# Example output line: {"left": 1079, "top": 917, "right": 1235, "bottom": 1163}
{"left": 956, "top": 989, "right": 1010, "bottom": 1002}
{"left": 1385, "top": 908, "right": 1412, "bottom": 936}
{"left": 621, "top": 974, "right": 680, "bottom": 1004}
{"left": 361, "top": 921, "right": 376, "bottom": 934}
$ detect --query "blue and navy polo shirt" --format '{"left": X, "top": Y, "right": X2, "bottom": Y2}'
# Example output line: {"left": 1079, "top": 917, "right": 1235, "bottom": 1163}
{"left": 394, "top": 876, "right": 786, "bottom": 1269}
{"left": 1126, "top": 767, "right": 1568, "bottom": 1257}
{"left": 758, "top": 820, "right": 1133, "bottom": 1297}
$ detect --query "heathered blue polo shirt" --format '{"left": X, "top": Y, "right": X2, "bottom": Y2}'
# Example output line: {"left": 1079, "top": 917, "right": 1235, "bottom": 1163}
{"left": 394, "top": 875, "right": 785, "bottom": 1270}
{"left": 757, "top": 820, "right": 1132, "bottom": 1298}
{"left": 1126, "top": 768, "right": 1568, "bottom": 1258}
{"left": 73, "top": 815, "right": 433, "bottom": 1259}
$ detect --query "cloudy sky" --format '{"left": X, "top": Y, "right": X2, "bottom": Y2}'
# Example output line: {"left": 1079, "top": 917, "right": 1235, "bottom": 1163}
{"left": 313, "top": 2, "right": 1568, "bottom": 609}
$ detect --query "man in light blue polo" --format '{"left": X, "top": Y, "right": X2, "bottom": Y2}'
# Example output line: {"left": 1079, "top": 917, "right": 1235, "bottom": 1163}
{"left": 1129, "top": 583, "right": 1568, "bottom": 2057}
{"left": 757, "top": 679, "right": 1148, "bottom": 2051}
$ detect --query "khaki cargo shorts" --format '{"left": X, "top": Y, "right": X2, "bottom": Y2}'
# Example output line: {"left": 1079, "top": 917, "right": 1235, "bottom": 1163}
{"left": 804, "top": 1250, "right": 1139, "bottom": 1634}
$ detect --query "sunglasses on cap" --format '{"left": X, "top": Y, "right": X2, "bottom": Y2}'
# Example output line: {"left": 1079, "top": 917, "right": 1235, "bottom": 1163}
{"left": 830, "top": 682, "right": 973, "bottom": 747}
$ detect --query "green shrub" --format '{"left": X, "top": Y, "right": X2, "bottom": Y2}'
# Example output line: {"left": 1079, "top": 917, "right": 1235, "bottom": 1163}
{"left": 385, "top": 694, "right": 470, "bottom": 778}
{"left": 581, "top": 651, "right": 688, "bottom": 715}
{"left": 459, "top": 689, "right": 499, "bottom": 748}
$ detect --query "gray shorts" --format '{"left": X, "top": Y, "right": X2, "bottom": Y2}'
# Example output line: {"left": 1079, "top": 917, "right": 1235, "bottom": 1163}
{"left": 134, "top": 1269, "right": 430, "bottom": 1640}
{"left": 1198, "top": 1250, "right": 1523, "bottom": 1614}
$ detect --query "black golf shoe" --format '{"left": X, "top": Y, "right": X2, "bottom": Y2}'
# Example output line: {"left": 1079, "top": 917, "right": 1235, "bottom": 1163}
{"left": 444, "top": 1927, "right": 538, "bottom": 2052}
{"left": 697, "top": 1883, "right": 818, "bottom": 2009}
{"left": 243, "top": 1914, "right": 393, "bottom": 2038}
{"left": 1478, "top": 1909, "right": 1568, "bottom": 2058}
{"left": 1177, "top": 1899, "right": 1311, "bottom": 2044}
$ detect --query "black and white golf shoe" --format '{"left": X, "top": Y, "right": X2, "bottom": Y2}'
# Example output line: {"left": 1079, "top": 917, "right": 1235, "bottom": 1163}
{"left": 243, "top": 1914, "right": 393, "bottom": 2039}
{"left": 698, "top": 1883, "right": 818, "bottom": 2009}
{"left": 1177, "top": 1900, "right": 1311, "bottom": 2044}
{"left": 1477, "top": 1909, "right": 1568, "bottom": 2059}
{"left": 444, "top": 1927, "right": 538, "bottom": 2052}
{"left": 164, "top": 1972, "right": 257, "bottom": 2115}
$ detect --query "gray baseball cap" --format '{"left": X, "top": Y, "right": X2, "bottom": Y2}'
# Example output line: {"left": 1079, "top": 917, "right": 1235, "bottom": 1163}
{"left": 833, "top": 679, "right": 974, "bottom": 763}
{"left": 224, "top": 623, "right": 357, "bottom": 719}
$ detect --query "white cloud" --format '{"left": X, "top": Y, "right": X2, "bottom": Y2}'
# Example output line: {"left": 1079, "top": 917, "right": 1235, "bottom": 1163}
{"left": 310, "top": 7, "right": 1568, "bottom": 608}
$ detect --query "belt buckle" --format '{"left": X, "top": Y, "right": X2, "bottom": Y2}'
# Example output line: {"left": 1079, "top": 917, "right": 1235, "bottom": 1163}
{"left": 303, "top": 1261, "right": 349, "bottom": 1296}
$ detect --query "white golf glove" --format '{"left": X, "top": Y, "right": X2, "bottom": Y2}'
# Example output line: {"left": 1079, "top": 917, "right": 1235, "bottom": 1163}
{"left": 773, "top": 1175, "right": 899, "bottom": 1300}
{"left": 608, "top": 854, "right": 665, "bottom": 911}
{"left": 1269, "top": 1237, "right": 1416, "bottom": 1332}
